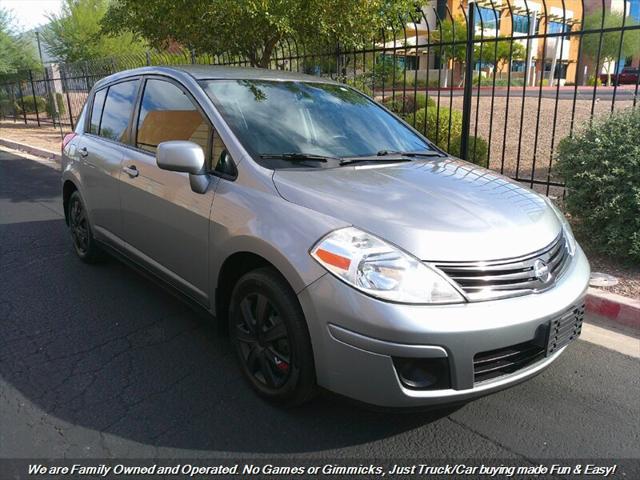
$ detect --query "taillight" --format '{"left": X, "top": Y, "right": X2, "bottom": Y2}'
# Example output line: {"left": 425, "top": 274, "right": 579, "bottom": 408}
{"left": 62, "top": 133, "right": 76, "bottom": 152}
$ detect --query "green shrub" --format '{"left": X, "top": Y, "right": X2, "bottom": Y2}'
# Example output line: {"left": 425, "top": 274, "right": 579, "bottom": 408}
{"left": 0, "top": 91, "right": 13, "bottom": 116}
{"left": 414, "top": 106, "right": 463, "bottom": 149}
{"left": 45, "top": 92, "right": 67, "bottom": 118}
{"left": 14, "top": 95, "right": 47, "bottom": 114}
{"left": 556, "top": 108, "right": 640, "bottom": 263}
{"left": 586, "top": 75, "right": 602, "bottom": 86}
{"left": 0, "top": 99, "right": 14, "bottom": 116}
{"left": 370, "top": 57, "right": 404, "bottom": 87}
{"left": 472, "top": 76, "right": 525, "bottom": 87}
{"left": 381, "top": 92, "right": 435, "bottom": 115}
{"left": 404, "top": 76, "right": 443, "bottom": 88}
{"left": 414, "top": 106, "right": 488, "bottom": 167}
{"left": 14, "top": 93, "right": 66, "bottom": 118}
{"left": 448, "top": 135, "right": 489, "bottom": 167}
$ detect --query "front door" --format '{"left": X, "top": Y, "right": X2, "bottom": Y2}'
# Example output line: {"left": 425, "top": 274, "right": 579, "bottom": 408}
{"left": 118, "top": 77, "right": 218, "bottom": 305}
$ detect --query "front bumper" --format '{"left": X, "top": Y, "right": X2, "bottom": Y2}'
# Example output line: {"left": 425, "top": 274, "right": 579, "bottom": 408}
{"left": 297, "top": 246, "right": 590, "bottom": 407}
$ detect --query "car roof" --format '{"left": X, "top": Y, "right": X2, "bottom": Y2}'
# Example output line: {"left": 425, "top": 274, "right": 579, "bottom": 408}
{"left": 94, "top": 65, "right": 338, "bottom": 89}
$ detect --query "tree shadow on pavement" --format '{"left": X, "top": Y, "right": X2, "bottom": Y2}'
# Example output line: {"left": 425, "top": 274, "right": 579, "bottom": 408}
{"left": 0, "top": 149, "right": 61, "bottom": 204}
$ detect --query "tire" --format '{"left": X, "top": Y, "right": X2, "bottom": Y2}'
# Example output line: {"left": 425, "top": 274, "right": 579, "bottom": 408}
{"left": 67, "top": 190, "right": 104, "bottom": 263}
{"left": 228, "top": 267, "right": 317, "bottom": 406}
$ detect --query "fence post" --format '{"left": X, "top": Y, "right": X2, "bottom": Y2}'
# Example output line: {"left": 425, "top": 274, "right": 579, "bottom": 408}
{"left": 43, "top": 66, "right": 57, "bottom": 129}
{"left": 191, "top": 49, "right": 196, "bottom": 64}
{"left": 28, "top": 70, "right": 41, "bottom": 127}
{"left": 61, "top": 66, "right": 74, "bottom": 130}
{"left": 460, "top": 0, "right": 475, "bottom": 161}
{"left": 16, "top": 79, "right": 28, "bottom": 125}
{"left": 146, "top": 51, "right": 151, "bottom": 66}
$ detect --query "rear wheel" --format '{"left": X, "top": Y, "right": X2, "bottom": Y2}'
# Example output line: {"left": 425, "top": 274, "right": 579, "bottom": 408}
{"left": 229, "top": 267, "right": 317, "bottom": 406}
{"left": 67, "top": 191, "right": 104, "bottom": 263}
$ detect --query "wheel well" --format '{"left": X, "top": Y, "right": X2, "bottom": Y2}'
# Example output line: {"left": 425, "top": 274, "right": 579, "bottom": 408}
{"left": 215, "top": 252, "right": 279, "bottom": 326}
{"left": 62, "top": 181, "right": 77, "bottom": 225}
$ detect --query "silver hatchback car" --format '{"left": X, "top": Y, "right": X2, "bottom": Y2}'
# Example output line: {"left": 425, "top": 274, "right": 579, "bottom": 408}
{"left": 61, "top": 66, "right": 590, "bottom": 408}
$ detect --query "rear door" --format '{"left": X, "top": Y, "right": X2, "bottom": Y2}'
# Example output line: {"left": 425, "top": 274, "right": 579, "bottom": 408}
{"left": 118, "top": 77, "right": 218, "bottom": 305}
{"left": 77, "top": 79, "right": 139, "bottom": 240}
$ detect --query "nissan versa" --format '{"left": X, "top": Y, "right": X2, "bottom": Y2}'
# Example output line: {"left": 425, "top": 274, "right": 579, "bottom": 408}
{"left": 61, "top": 66, "right": 590, "bottom": 407}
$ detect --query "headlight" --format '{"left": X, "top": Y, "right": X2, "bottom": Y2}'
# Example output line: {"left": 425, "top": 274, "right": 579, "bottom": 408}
{"left": 310, "top": 227, "right": 465, "bottom": 304}
{"left": 545, "top": 198, "right": 577, "bottom": 256}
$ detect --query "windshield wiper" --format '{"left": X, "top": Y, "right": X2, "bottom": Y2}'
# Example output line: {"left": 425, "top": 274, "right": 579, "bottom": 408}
{"left": 376, "top": 149, "right": 445, "bottom": 158}
{"left": 339, "top": 157, "right": 412, "bottom": 166}
{"left": 260, "top": 153, "right": 339, "bottom": 163}
{"left": 339, "top": 149, "right": 445, "bottom": 166}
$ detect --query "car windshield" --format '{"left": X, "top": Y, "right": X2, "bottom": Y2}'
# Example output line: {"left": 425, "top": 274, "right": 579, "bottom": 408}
{"left": 200, "top": 79, "right": 433, "bottom": 167}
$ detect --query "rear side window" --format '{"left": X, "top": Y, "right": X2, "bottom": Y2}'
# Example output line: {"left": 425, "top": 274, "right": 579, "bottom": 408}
{"left": 136, "top": 79, "right": 211, "bottom": 160}
{"left": 89, "top": 88, "right": 106, "bottom": 135}
{"left": 99, "top": 80, "right": 138, "bottom": 143}
{"left": 74, "top": 103, "right": 87, "bottom": 134}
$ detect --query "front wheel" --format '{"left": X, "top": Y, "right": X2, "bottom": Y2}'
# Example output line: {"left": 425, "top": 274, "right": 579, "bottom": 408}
{"left": 229, "top": 267, "right": 317, "bottom": 406}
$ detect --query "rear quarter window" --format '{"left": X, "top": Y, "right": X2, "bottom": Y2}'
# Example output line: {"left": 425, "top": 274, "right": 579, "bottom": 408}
{"left": 89, "top": 88, "right": 106, "bottom": 135}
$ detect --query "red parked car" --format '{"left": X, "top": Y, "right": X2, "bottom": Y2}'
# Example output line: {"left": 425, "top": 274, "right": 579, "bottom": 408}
{"left": 600, "top": 67, "right": 640, "bottom": 86}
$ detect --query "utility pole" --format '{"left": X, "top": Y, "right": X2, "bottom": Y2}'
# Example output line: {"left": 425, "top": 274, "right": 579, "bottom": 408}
{"left": 35, "top": 29, "right": 59, "bottom": 130}
{"left": 35, "top": 30, "right": 45, "bottom": 67}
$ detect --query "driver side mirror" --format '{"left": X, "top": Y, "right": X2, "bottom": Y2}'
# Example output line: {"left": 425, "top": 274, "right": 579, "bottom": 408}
{"left": 156, "top": 140, "right": 210, "bottom": 194}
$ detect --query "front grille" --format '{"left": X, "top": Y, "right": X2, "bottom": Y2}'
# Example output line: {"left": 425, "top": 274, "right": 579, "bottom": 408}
{"left": 547, "top": 303, "right": 584, "bottom": 355}
{"left": 473, "top": 303, "right": 585, "bottom": 384}
{"left": 434, "top": 232, "right": 571, "bottom": 301}
{"left": 473, "top": 341, "right": 545, "bottom": 383}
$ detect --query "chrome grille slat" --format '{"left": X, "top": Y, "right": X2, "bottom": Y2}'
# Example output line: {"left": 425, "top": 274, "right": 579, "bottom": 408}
{"left": 450, "top": 269, "right": 535, "bottom": 282}
{"left": 433, "top": 232, "right": 572, "bottom": 301}
{"left": 462, "top": 278, "right": 541, "bottom": 291}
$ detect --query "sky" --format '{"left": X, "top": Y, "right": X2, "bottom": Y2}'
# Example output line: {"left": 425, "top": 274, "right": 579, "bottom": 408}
{"left": 0, "top": 0, "right": 62, "bottom": 31}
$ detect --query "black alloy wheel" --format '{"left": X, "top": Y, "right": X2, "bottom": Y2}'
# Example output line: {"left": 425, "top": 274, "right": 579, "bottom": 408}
{"left": 235, "top": 292, "right": 291, "bottom": 389}
{"left": 229, "top": 268, "right": 317, "bottom": 406}
{"left": 67, "top": 190, "right": 104, "bottom": 263}
{"left": 69, "top": 194, "right": 89, "bottom": 255}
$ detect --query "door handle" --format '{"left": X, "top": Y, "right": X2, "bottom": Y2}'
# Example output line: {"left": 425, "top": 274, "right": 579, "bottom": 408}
{"left": 79, "top": 147, "right": 88, "bottom": 157}
{"left": 123, "top": 165, "right": 139, "bottom": 178}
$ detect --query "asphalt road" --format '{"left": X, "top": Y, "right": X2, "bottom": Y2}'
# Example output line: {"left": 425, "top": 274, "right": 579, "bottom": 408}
{"left": 0, "top": 149, "right": 638, "bottom": 470}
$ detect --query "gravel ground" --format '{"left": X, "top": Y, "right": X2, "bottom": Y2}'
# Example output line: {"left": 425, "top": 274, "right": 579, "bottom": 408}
{"left": 443, "top": 95, "right": 635, "bottom": 189}
{"left": 582, "top": 246, "right": 640, "bottom": 298}
{"left": 0, "top": 120, "right": 64, "bottom": 152}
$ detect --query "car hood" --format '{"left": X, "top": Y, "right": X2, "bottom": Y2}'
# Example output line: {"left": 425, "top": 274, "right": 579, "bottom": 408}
{"left": 272, "top": 158, "right": 561, "bottom": 262}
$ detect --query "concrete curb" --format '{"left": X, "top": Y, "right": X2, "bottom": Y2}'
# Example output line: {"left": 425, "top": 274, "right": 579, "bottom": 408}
{"left": 586, "top": 288, "right": 640, "bottom": 330}
{"left": 0, "top": 138, "right": 61, "bottom": 164}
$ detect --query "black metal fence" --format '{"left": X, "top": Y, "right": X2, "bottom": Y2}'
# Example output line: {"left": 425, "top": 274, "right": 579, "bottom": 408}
{"left": 1, "top": 0, "right": 639, "bottom": 196}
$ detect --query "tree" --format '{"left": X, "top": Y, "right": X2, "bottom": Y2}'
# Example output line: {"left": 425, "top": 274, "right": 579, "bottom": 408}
{"left": 101, "top": 0, "right": 417, "bottom": 68}
{"left": 432, "top": 16, "right": 468, "bottom": 65}
{"left": 0, "top": 8, "right": 39, "bottom": 74}
{"left": 475, "top": 38, "right": 526, "bottom": 75}
{"left": 42, "top": 0, "right": 146, "bottom": 63}
{"left": 581, "top": 10, "right": 640, "bottom": 84}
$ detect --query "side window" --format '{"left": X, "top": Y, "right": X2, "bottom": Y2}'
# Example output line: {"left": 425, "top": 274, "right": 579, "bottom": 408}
{"left": 89, "top": 88, "right": 106, "bottom": 135}
{"left": 136, "top": 79, "right": 211, "bottom": 160}
{"left": 99, "top": 80, "right": 139, "bottom": 143}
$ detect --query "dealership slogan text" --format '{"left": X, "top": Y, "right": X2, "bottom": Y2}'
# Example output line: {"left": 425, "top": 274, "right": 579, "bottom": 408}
{"left": 28, "top": 462, "right": 618, "bottom": 477}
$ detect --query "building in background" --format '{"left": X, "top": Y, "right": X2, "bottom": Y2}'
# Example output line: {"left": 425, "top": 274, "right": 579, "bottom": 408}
{"left": 578, "top": 0, "right": 639, "bottom": 83}
{"left": 389, "top": 0, "right": 583, "bottom": 86}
